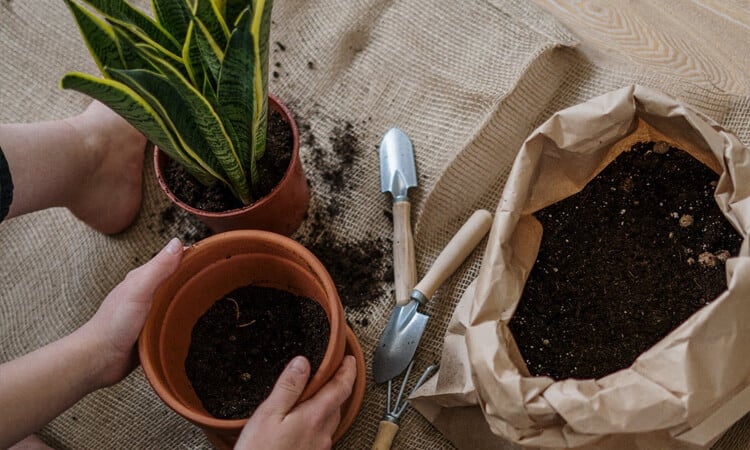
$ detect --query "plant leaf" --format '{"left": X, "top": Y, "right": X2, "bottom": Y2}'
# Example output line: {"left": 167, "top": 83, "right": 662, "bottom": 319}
{"left": 63, "top": 0, "right": 124, "bottom": 75}
{"left": 224, "top": 0, "right": 250, "bottom": 27}
{"left": 217, "top": 7, "right": 254, "bottom": 185}
{"left": 75, "top": 0, "right": 181, "bottom": 54}
{"left": 192, "top": 16, "right": 224, "bottom": 86}
{"left": 250, "top": 0, "right": 273, "bottom": 167}
{"left": 60, "top": 72, "right": 214, "bottom": 185}
{"left": 151, "top": 0, "right": 191, "bottom": 43}
{"left": 194, "top": 0, "right": 230, "bottom": 51}
{"left": 138, "top": 52, "right": 251, "bottom": 204}
{"left": 107, "top": 17, "right": 184, "bottom": 67}
{"left": 181, "top": 20, "right": 205, "bottom": 88}
{"left": 111, "top": 26, "right": 149, "bottom": 70}
{"left": 106, "top": 68, "right": 229, "bottom": 187}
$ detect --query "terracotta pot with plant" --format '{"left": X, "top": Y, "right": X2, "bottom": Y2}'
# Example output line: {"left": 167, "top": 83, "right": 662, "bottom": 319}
{"left": 138, "top": 230, "right": 366, "bottom": 448}
{"left": 62, "top": 0, "right": 308, "bottom": 234}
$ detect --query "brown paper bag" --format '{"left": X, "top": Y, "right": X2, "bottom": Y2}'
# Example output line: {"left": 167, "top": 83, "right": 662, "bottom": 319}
{"left": 411, "top": 85, "right": 750, "bottom": 449}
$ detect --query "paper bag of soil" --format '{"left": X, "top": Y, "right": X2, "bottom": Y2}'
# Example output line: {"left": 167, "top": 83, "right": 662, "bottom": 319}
{"left": 410, "top": 85, "right": 750, "bottom": 449}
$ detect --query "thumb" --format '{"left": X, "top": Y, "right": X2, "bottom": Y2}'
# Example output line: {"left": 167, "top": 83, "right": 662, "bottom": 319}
{"left": 258, "top": 356, "right": 311, "bottom": 417}
{"left": 116, "top": 237, "right": 183, "bottom": 301}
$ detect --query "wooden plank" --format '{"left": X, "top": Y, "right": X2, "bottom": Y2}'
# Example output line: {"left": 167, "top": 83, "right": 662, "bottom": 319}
{"left": 532, "top": 0, "right": 750, "bottom": 95}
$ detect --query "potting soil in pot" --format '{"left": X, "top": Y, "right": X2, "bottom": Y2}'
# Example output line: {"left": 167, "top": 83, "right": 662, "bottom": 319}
{"left": 508, "top": 142, "right": 743, "bottom": 381}
{"left": 185, "top": 285, "right": 329, "bottom": 419}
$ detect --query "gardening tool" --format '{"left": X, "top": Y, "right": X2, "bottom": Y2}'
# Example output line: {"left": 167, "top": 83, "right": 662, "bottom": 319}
{"left": 373, "top": 209, "right": 493, "bottom": 384}
{"left": 380, "top": 127, "right": 418, "bottom": 306}
{"left": 372, "top": 361, "right": 439, "bottom": 450}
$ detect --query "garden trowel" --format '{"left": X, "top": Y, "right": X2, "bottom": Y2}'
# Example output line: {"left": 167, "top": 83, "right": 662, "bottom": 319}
{"left": 380, "top": 127, "right": 418, "bottom": 307}
{"left": 373, "top": 209, "right": 493, "bottom": 384}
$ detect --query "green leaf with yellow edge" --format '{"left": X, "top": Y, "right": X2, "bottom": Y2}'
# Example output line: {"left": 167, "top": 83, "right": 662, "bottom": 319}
{"left": 225, "top": 0, "right": 252, "bottom": 27}
{"left": 137, "top": 50, "right": 251, "bottom": 204}
{"left": 75, "top": 0, "right": 180, "bottom": 54}
{"left": 60, "top": 72, "right": 214, "bottom": 185}
{"left": 107, "top": 17, "right": 184, "bottom": 67}
{"left": 194, "top": 0, "right": 230, "bottom": 51}
{"left": 63, "top": 0, "right": 124, "bottom": 76}
{"left": 151, "top": 0, "right": 191, "bottom": 43}
{"left": 217, "top": 7, "right": 255, "bottom": 185}
{"left": 250, "top": 0, "right": 273, "bottom": 167}
{"left": 192, "top": 16, "right": 224, "bottom": 88}
{"left": 111, "top": 26, "right": 148, "bottom": 70}
{"left": 181, "top": 20, "right": 205, "bottom": 88}
{"left": 106, "top": 67, "right": 228, "bottom": 187}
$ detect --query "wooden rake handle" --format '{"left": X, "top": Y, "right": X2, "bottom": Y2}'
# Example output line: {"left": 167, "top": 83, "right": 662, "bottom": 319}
{"left": 371, "top": 420, "right": 399, "bottom": 450}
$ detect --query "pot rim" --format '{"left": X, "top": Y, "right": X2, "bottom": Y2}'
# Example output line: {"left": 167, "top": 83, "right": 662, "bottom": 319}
{"left": 153, "top": 92, "right": 301, "bottom": 218}
{"left": 139, "top": 229, "right": 346, "bottom": 431}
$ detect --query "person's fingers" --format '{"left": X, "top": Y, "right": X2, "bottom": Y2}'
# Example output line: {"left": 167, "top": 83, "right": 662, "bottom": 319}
{"left": 257, "top": 356, "right": 311, "bottom": 417}
{"left": 303, "top": 356, "right": 356, "bottom": 413}
{"left": 115, "top": 237, "right": 183, "bottom": 302}
{"left": 321, "top": 405, "right": 343, "bottom": 437}
{"left": 95, "top": 238, "right": 183, "bottom": 355}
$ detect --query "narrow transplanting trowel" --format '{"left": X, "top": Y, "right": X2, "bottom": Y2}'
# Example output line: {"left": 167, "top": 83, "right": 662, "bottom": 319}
{"left": 380, "top": 127, "right": 418, "bottom": 307}
{"left": 373, "top": 209, "right": 493, "bottom": 384}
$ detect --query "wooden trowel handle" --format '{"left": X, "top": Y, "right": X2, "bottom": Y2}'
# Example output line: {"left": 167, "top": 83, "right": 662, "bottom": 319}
{"left": 393, "top": 200, "right": 417, "bottom": 306}
{"left": 371, "top": 420, "right": 400, "bottom": 450}
{"left": 412, "top": 209, "right": 492, "bottom": 302}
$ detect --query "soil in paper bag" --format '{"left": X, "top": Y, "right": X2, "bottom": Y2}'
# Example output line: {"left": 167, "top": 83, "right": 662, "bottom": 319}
{"left": 185, "top": 285, "right": 329, "bottom": 419}
{"left": 509, "top": 142, "right": 743, "bottom": 380}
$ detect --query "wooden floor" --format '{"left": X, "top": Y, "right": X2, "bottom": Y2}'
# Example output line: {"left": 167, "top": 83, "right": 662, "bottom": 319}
{"left": 531, "top": 0, "right": 750, "bottom": 96}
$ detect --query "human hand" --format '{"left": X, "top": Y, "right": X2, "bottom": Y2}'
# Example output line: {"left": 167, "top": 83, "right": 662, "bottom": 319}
{"left": 78, "top": 238, "right": 183, "bottom": 387}
{"left": 235, "top": 355, "right": 357, "bottom": 450}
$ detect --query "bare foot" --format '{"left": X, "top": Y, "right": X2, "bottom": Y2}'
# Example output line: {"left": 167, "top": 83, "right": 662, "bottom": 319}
{"left": 64, "top": 101, "right": 147, "bottom": 234}
{"left": 9, "top": 435, "right": 54, "bottom": 450}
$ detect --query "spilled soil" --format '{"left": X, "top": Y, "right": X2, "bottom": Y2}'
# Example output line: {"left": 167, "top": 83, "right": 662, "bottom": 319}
{"left": 295, "top": 116, "right": 392, "bottom": 311}
{"left": 508, "top": 142, "right": 743, "bottom": 380}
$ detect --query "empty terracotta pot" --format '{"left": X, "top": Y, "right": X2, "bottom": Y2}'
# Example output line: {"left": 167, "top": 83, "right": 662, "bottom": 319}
{"left": 154, "top": 94, "right": 310, "bottom": 235}
{"left": 138, "top": 230, "right": 364, "bottom": 447}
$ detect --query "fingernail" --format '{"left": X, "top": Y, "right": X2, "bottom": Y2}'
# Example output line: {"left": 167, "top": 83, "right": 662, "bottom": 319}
{"left": 288, "top": 356, "right": 308, "bottom": 374}
{"left": 164, "top": 237, "right": 182, "bottom": 255}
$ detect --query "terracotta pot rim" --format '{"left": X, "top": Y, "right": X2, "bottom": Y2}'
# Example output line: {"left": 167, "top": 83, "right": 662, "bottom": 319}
{"left": 153, "top": 92, "right": 301, "bottom": 219}
{"left": 333, "top": 326, "right": 367, "bottom": 443}
{"left": 140, "top": 230, "right": 346, "bottom": 432}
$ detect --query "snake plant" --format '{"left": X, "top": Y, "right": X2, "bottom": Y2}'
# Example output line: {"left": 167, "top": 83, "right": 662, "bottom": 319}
{"left": 62, "top": 0, "right": 273, "bottom": 205}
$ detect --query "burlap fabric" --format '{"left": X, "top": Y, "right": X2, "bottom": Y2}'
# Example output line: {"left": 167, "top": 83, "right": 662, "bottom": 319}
{"left": 1, "top": 1, "right": 748, "bottom": 449}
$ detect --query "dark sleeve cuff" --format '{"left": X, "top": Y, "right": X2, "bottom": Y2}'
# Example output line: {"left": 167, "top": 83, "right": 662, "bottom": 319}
{"left": 0, "top": 144, "right": 14, "bottom": 222}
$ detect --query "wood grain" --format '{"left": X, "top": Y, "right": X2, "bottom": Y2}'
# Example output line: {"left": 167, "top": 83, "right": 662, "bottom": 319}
{"left": 532, "top": 0, "right": 750, "bottom": 95}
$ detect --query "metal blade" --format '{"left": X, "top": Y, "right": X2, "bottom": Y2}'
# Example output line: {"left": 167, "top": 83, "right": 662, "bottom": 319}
{"left": 379, "top": 128, "right": 417, "bottom": 200}
{"left": 373, "top": 301, "right": 429, "bottom": 384}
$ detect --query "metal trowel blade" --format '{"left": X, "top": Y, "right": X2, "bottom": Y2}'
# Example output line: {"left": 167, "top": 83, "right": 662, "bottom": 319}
{"left": 372, "top": 301, "right": 429, "bottom": 384}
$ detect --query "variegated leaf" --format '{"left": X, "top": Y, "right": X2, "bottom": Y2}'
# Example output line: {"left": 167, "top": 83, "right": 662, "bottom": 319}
{"left": 192, "top": 16, "right": 224, "bottom": 87}
{"left": 107, "top": 67, "right": 229, "bottom": 187}
{"left": 250, "top": 0, "right": 273, "bottom": 165}
{"left": 151, "top": 0, "right": 191, "bottom": 43}
{"left": 60, "top": 72, "right": 214, "bottom": 185}
{"left": 217, "top": 7, "right": 254, "bottom": 185}
{"left": 76, "top": 0, "right": 180, "bottom": 54}
{"left": 194, "top": 0, "right": 230, "bottom": 51}
{"left": 63, "top": 0, "right": 124, "bottom": 75}
{"left": 138, "top": 53, "right": 251, "bottom": 204}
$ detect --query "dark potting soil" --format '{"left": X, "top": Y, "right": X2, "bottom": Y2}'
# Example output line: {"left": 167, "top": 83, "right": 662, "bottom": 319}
{"left": 508, "top": 142, "right": 743, "bottom": 380}
{"left": 185, "top": 285, "right": 330, "bottom": 419}
{"left": 163, "top": 107, "right": 293, "bottom": 212}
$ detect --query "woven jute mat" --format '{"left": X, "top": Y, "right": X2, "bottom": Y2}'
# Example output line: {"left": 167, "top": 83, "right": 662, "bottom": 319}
{"left": 1, "top": 1, "right": 749, "bottom": 449}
